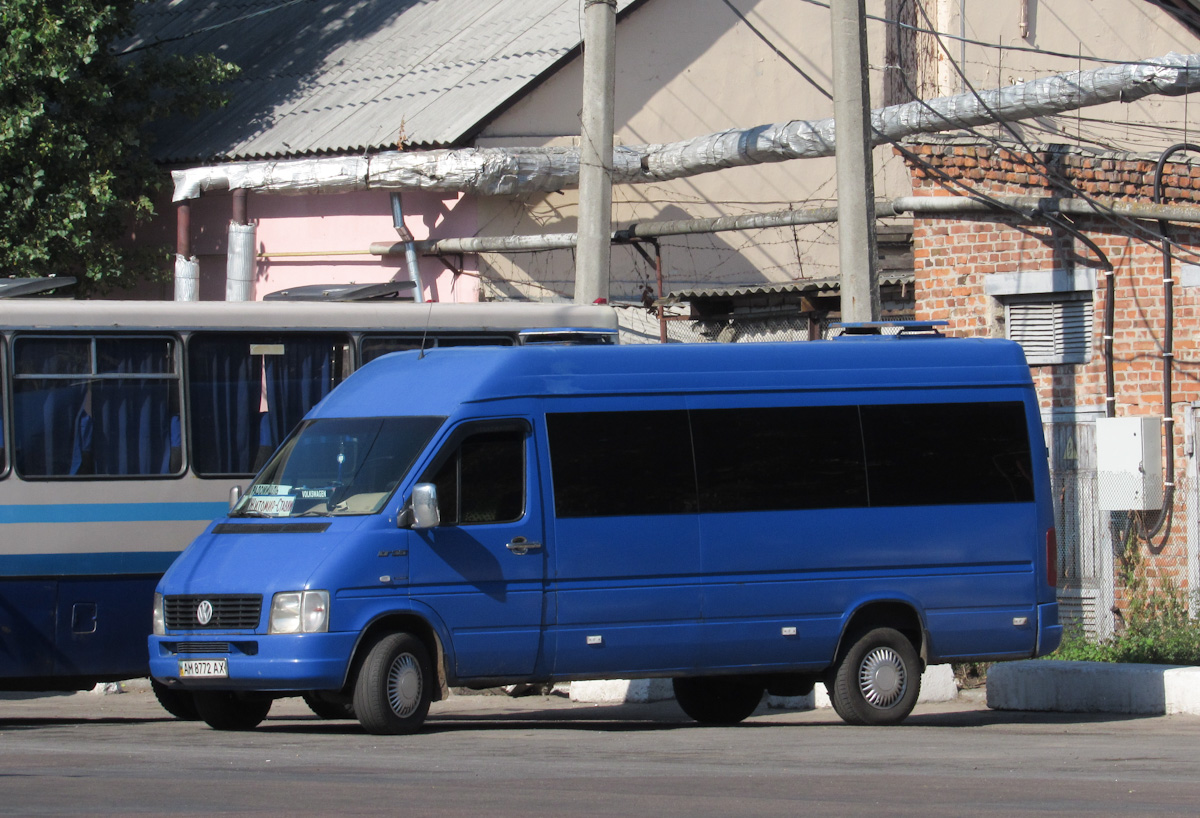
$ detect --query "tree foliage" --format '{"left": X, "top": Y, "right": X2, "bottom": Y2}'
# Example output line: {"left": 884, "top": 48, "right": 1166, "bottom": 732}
{"left": 0, "top": 0, "right": 235, "bottom": 292}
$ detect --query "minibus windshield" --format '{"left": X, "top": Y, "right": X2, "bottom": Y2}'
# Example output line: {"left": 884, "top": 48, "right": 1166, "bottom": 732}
{"left": 233, "top": 416, "right": 444, "bottom": 517}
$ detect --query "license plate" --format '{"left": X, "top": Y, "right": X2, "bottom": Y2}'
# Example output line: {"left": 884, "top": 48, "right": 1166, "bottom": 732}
{"left": 179, "top": 659, "right": 228, "bottom": 678}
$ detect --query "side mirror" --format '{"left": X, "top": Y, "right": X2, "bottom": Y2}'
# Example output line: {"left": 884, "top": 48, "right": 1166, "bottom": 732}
{"left": 229, "top": 485, "right": 242, "bottom": 512}
{"left": 408, "top": 483, "right": 441, "bottom": 530}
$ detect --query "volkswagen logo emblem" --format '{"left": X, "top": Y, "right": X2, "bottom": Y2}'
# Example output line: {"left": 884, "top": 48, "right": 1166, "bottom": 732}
{"left": 196, "top": 600, "right": 214, "bottom": 626}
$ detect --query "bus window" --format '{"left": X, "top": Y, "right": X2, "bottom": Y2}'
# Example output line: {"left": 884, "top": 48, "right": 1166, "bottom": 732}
{"left": 0, "top": 335, "right": 6, "bottom": 477}
{"left": 361, "top": 334, "right": 513, "bottom": 363}
{"left": 187, "top": 333, "right": 351, "bottom": 477}
{"left": 11, "top": 335, "right": 180, "bottom": 477}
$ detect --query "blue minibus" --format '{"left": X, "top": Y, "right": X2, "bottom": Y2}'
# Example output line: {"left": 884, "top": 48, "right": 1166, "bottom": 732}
{"left": 149, "top": 332, "right": 1061, "bottom": 733}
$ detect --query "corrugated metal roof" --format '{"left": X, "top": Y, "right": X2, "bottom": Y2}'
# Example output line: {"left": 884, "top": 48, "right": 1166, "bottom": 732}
{"left": 125, "top": 0, "right": 643, "bottom": 163}
{"left": 666, "top": 273, "right": 914, "bottom": 301}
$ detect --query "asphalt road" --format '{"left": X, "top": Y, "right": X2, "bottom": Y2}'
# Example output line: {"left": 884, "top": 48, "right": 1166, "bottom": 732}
{"left": 1, "top": 687, "right": 1198, "bottom": 817}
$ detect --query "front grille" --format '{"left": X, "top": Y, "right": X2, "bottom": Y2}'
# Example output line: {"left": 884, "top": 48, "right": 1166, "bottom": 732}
{"left": 174, "top": 642, "right": 231, "bottom": 654}
{"left": 164, "top": 594, "right": 262, "bottom": 630}
{"left": 212, "top": 522, "right": 330, "bottom": 534}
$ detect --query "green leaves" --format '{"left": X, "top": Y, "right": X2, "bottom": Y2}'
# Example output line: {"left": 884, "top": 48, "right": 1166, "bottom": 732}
{"left": 1, "top": 0, "right": 236, "bottom": 292}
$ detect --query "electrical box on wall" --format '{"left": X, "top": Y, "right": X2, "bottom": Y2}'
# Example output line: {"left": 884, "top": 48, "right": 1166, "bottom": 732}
{"left": 1096, "top": 416, "right": 1164, "bottom": 511}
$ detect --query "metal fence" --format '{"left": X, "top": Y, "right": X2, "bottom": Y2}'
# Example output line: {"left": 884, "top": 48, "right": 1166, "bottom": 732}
{"left": 1054, "top": 468, "right": 1193, "bottom": 641}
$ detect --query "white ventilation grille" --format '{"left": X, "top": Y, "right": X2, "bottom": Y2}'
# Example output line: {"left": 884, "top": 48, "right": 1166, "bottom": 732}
{"left": 1007, "top": 298, "right": 1092, "bottom": 364}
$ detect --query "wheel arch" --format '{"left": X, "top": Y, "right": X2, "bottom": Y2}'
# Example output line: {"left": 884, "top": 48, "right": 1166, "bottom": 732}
{"left": 833, "top": 598, "right": 928, "bottom": 669}
{"left": 344, "top": 613, "right": 448, "bottom": 702}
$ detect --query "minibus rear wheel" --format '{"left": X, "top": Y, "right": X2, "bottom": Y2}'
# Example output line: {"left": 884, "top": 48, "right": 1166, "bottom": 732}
{"left": 672, "top": 676, "right": 764, "bottom": 725}
{"left": 829, "top": 627, "right": 921, "bottom": 726}
{"left": 192, "top": 691, "right": 273, "bottom": 731}
{"left": 353, "top": 632, "right": 434, "bottom": 735}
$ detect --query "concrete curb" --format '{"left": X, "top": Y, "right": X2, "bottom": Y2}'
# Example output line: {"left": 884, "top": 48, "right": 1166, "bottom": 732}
{"left": 569, "top": 664, "right": 959, "bottom": 709}
{"left": 987, "top": 660, "right": 1200, "bottom": 715}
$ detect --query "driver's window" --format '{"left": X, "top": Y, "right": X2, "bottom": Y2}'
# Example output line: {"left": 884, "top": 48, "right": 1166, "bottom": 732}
{"left": 431, "top": 428, "right": 525, "bottom": 525}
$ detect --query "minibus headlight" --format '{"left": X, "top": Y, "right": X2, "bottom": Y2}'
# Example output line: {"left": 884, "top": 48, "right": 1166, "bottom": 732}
{"left": 152, "top": 592, "right": 165, "bottom": 636}
{"left": 269, "top": 590, "right": 330, "bottom": 634}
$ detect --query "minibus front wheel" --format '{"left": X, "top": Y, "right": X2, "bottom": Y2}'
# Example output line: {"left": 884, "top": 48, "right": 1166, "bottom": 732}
{"left": 353, "top": 632, "right": 434, "bottom": 735}
{"left": 672, "top": 676, "right": 764, "bottom": 725}
{"left": 192, "top": 690, "right": 273, "bottom": 731}
{"left": 828, "top": 627, "right": 921, "bottom": 726}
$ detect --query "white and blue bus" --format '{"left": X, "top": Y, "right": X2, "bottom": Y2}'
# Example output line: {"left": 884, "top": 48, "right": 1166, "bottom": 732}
{"left": 0, "top": 298, "right": 616, "bottom": 699}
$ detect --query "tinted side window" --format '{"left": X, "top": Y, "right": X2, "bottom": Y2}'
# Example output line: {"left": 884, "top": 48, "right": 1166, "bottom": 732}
{"left": 691, "top": 406, "right": 868, "bottom": 512}
{"left": 431, "top": 429, "right": 525, "bottom": 525}
{"left": 860, "top": 401, "right": 1034, "bottom": 506}
{"left": 547, "top": 410, "right": 697, "bottom": 518}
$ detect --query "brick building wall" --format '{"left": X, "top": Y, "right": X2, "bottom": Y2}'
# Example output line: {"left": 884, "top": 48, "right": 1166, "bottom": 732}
{"left": 901, "top": 137, "right": 1200, "bottom": 612}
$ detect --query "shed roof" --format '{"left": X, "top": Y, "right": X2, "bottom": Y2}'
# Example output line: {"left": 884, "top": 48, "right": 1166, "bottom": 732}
{"left": 664, "top": 273, "right": 914, "bottom": 303}
{"left": 126, "top": 0, "right": 645, "bottom": 163}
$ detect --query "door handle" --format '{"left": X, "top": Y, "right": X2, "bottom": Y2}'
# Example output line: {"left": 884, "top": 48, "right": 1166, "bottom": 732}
{"left": 505, "top": 537, "right": 542, "bottom": 556}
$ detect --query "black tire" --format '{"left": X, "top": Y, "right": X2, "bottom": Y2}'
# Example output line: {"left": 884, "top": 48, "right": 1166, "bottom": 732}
{"left": 151, "top": 679, "right": 200, "bottom": 721}
{"left": 302, "top": 691, "right": 355, "bottom": 720}
{"left": 829, "top": 627, "right": 922, "bottom": 726}
{"left": 192, "top": 691, "right": 273, "bottom": 731}
{"left": 353, "top": 633, "right": 434, "bottom": 735}
{"left": 672, "top": 676, "right": 764, "bottom": 725}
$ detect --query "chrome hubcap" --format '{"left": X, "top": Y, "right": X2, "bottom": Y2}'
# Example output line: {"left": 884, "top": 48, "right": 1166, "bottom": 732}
{"left": 858, "top": 646, "right": 907, "bottom": 708}
{"left": 386, "top": 652, "right": 422, "bottom": 718}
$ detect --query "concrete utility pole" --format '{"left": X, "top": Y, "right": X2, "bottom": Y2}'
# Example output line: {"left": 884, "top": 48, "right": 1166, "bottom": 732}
{"left": 830, "top": 0, "right": 880, "bottom": 321}
{"left": 574, "top": 0, "right": 617, "bottom": 305}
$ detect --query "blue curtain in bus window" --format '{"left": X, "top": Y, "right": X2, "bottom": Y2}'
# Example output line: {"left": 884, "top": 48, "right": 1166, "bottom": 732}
{"left": 262, "top": 340, "right": 336, "bottom": 459}
{"left": 90, "top": 339, "right": 174, "bottom": 475}
{"left": 188, "top": 338, "right": 262, "bottom": 475}
{"left": 13, "top": 380, "right": 88, "bottom": 476}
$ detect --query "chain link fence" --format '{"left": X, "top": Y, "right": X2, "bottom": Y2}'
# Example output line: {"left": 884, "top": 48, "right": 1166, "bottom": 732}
{"left": 1046, "top": 462, "right": 1192, "bottom": 642}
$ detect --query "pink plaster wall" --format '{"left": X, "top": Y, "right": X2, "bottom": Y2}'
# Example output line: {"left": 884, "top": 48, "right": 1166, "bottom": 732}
{"left": 139, "top": 188, "right": 479, "bottom": 302}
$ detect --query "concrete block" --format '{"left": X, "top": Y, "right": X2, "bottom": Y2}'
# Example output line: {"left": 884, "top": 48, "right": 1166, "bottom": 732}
{"left": 987, "top": 660, "right": 1200, "bottom": 715}
{"left": 766, "top": 664, "right": 957, "bottom": 710}
{"left": 766, "top": 692, "right": 816, "bottom": 710}
{"left": 569, "top": 678, "right": 674, "bottom": 703}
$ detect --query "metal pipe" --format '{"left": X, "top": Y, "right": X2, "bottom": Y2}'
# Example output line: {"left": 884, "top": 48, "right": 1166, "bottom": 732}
{"left": 232, "top": 188, "right": 248, "bottom": 225}
{"left": 1140, "top": 143, "right": 1200, "bottom": 542}
{"left": 370, "top": 204, "right": 884, "bottom": 257}
{"left": 390, "top": 193, "right": 425, "bottom": 303}
{"left": 177, "top": 202, "right": 192, "bottom": 258}
{"left": 174, "top": 203, "right": 198, "bottom": 302}
{"left": 225, "top": 223, "right": 256, "bottom": 301}
{"left": 368, "top": 195, "right": 1200, "bottom": 258}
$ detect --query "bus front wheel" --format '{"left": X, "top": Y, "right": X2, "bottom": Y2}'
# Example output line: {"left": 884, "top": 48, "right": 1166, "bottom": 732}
{"left": 829, "top": 627, "right": 921, "bottom": 726}
{"left": 353, "top": 632, "right": 434, "bottom": 735}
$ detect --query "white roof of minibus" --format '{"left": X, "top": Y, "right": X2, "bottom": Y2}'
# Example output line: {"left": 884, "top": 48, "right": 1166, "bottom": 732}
{"left": 0, "top": 300, "right": 618, "bottom": 332}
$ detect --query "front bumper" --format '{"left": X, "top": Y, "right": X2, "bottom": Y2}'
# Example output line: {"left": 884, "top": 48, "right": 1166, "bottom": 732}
{"left": 149, "top": 631, "right": 358, "bottom": 691}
